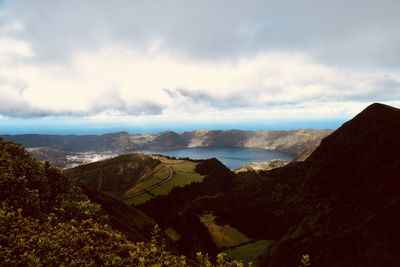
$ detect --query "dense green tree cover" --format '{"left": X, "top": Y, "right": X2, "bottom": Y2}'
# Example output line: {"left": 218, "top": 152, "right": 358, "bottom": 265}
{"left": 0, "top": 138, "right": 245, "bottom": 266}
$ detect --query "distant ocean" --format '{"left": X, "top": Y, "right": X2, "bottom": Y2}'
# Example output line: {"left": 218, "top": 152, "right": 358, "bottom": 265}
{"left": 0, "top": 119, "right": 344, "bottom": 135}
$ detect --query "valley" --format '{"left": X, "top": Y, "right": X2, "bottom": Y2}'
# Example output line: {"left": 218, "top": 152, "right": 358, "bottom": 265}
{"left": 2, "top": 103, "right": 400, "bottom": 266}
{"left": 1, "top": 1, "right": 396, "bottom": 265}
{"left": 64, "top": 103, "right": 400, "bottom": 266}
{"left": 66, "top": 154, "right": 206, "bottom": 206}
{"left": 64, "top": 152, "right": 292, "bottom": 264}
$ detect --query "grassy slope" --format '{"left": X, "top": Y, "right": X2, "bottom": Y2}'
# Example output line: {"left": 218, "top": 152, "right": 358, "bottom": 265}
{"left": 151, "top": 170, "right": 204, "bottom": 196}
{"left": 199, "top": 213, "right": 249, "bottom": 249}
{"left": 65, "top": 153, "right": 161, "bottom": 196}
{"left": 124, "top": 164, "right": 170, "bottom": 195}
{"left": 124, "top": 157, "right": 205, "bottom": 205}
{"left": 164, "top": 227, "right": 181, "bottom": 242}
{"left": 66, "top": 154, "right": 205, "bottom": 206}
{"left": 224, "top": 240, "right": 274, "bottom": 266}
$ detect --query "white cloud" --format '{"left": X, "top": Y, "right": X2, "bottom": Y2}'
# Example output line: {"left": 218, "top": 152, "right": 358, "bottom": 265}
{"left": 0, "top": 0, "right": 398, "bottom": 128}
{"left": 0, "top": 37, "right": 32, "bottom": 59}
{"left": 0, "top": 37, "right": 399, "bottom": 121}
{"left": 3, "top": 0, "right": 400, "bottom": 67}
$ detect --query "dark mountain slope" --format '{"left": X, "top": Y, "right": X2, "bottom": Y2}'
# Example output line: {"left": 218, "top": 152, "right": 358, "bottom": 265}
{"left": 220, "top": 103, "right": 400, "bottom": 266}
{"left": 79, "top": 183, "right": 156, "bottom": 242}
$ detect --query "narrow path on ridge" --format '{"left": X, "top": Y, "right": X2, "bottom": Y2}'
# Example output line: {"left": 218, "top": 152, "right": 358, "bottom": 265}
{"left": 120, "top": 165, "right": 173, "bottom": 201}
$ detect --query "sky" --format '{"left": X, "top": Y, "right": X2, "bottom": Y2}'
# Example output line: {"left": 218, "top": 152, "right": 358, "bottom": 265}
{"left": 0, "top": 0, "right": 399, "bottom": 134}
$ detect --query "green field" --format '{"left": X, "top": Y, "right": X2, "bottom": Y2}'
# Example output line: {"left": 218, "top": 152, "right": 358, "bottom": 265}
{"left": 199, "top": 213, "right": 249, "bottom": 248}
{"left": 151, "top": 170, "right": 204, "bottom": 196}
{"left": 170, "top": 160, "right": 198, "bottom": 172}
{"left": 156, "top": 157, "right": 185, "bottom": 164}
{"left": 164, "top": 227, "right": 181, "bottom": 242}
{"left": 124, "top": 164, "right": 170, "bottom": 195}
{"left": 131, "top": 176, "right": 161, "bottom": 191}
{"left": 124, "top": 158, "right": 205, "bottom": 205}
{"left": 223, "top": 240, "right": 274, "bottom": 266}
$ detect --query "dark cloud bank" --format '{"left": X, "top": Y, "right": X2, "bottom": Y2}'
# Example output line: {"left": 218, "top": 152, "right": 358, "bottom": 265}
{"left": 2, "top": 0, "right": 400, "bottom": 67}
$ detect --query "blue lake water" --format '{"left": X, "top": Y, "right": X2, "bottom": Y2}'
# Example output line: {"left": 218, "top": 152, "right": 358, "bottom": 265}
{"left": 142, "top": 147, "right": 294, "bottom": 169}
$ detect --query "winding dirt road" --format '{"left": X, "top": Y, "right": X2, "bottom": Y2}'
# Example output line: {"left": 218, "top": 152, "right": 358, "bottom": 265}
{"left": 120, "top": 166, "right": 173, "bottom": 201}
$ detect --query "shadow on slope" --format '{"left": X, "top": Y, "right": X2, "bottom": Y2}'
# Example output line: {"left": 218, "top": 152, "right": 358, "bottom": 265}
{"left": 221, "top": 103, "right": 400, "bottom": 267}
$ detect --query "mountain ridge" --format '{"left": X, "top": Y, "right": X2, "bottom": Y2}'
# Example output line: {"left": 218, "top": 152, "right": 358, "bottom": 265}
{"left": 2, "top": 129, "right": 331, "bottom": 156}
{"left": 3, "top": 129, "right": 332, "bottom": 168}
{"left": 215, "top": 103, "right": 400, "bottom": 266}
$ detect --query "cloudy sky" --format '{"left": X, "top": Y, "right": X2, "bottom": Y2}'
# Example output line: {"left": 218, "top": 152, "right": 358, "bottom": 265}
{"left": 0, "top": 0, "right": 399, "bottom": 133}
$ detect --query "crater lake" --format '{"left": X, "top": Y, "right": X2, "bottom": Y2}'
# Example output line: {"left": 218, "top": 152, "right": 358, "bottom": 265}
{"left": 142, "top": 146, "right": 294, "bottom": 169}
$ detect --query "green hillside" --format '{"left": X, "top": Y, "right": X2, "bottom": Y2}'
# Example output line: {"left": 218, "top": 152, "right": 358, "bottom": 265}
{"left": 199, "top": 213, "right": 249, "bottom": 249}
{"left": 0, "top": 138, "right": 245, "bottom": 266}
{"left": 67, "top": 154, "right": 206, "bottom": 206}
{"left": 223, "top": 240, "right": 273, "bottom": 266}
{"left": 65, "top": 153, "right": 162, "bottom": 197}
{"left": 66, "top": 151, "right": 243, "bottom": 263}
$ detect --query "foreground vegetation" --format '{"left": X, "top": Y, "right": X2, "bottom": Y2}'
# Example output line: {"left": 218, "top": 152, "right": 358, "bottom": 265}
{"left": 199, "top": 213, "right": 249, "bottom": 248}
{"left": 199, "top": 213, "right": 273, "bottom": 265}
{"left": 0, "top": 138, "right": 246, "bottom": 266}
{"left": 224, "top": 240, "right": 273, "bottom": 266}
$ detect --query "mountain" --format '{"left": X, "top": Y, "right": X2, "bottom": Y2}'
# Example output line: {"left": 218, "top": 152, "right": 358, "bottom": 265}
{"left": 85, "top": 103, "right": 398, "bottom": 266}
{"left": 2, "top": 129, "right": 332, "bottom": 167}
{"left": 211, "top": 103, "right": 400, "bottom": 266}
{"left": 233, "top": 159, "right": 287, "bottom": 174}
{"left": 66, "top": 153, "right": 162, "bottom": 197}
